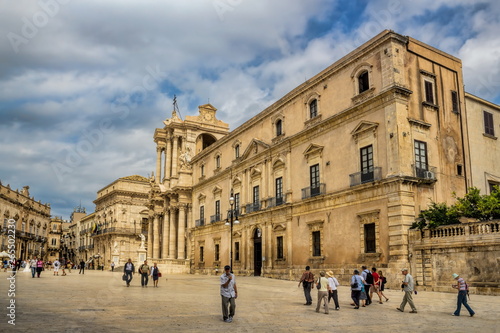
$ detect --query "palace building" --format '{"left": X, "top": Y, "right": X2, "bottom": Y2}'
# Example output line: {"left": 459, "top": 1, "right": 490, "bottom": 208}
{"left": 145, "top": 29, "right": 500, "bottom": 285}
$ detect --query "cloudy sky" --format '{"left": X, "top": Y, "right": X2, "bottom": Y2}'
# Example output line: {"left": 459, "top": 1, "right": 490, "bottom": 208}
{"left": 1, "top": 0, "right": 499, "bottom": 220}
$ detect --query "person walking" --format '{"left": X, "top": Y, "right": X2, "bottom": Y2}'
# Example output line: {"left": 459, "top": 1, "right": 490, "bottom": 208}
{"left": 79, "top": 259, "right": 85, "bottom": 274}
{"left": 66, "top": 260, "right": 72, "bottom": 273}
{"left": 397, "top": 268, "right": 417, "bottom": 313}
{"left": 451, "top": 273, "right": 475, "bottom": 317}
{"left": 315, "top": 271, "right": 331, "bottom": 314}
{"left": 60, "top": 258, "right": 67, "bottom": 276}
{"left": 123, "top": 258, "right": 135, "bottom": 287}
{"left": 326, "top": 270, "right": 340, "bottom": 310}
{"left": 350, "top": 269, "right": 364, "bottom": 309}
{"left": 30, "top": 257, "right": 37, "bottom": 278}
{"left": 111, "top": 261, "right": 115, "bottom": 272}
{"left": 377, "top": 270, "right": 389, "bottom": 302}
{"left": 36, "top": 258, "right": 44, "bottom": 278}
{"left": 370, "top": 267, "right": 383, "bottom": 304}
{"left": 361, "top": 265, "right": 373, "bottom": 305}
{"left": 298, "top": 266, "right": 314, "bottom": 305}
{"left": 138, "top": 260, "right": 150, "bottom": 287}
{"left": 150, "top": 263, "right": 160, "bottom": 287}
{"left": 53, "top": 259, "right": 60, "bottom": 276}
{"left": 220, "top": 265, "right": 238, "bottom": 323}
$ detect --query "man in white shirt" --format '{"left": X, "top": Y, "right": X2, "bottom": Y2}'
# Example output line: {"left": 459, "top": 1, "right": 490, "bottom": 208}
{"left": 53, "top": 259, "right": 60, "bottom": 276}
{"left": 397, "top": 268, "right": 417, "bottom": 313}
{"left": 30, "top": 257, "right": 37, "bottom": 278}
{"left": 220, "top": 265, "right": 238, "bottom": 323}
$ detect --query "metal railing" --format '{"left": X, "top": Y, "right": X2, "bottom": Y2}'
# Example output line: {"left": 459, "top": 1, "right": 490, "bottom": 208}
{"left": 267, "top": 196, "right": 285, "bottom": 208}
{"left": 245, "top": 203, "right": 261, "bottom": 214}
{"left": 349, "top": 167, "right": 382, "bottom": 186}
{"left": 301, "top": 183, "right": 326, "bottom": 199}
{"left": 195, "top": 218, "right": 206, "bottom": 227}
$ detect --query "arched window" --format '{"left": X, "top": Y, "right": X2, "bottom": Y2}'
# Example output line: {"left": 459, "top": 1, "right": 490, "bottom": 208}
{"left": 309, "top": 99, "right": 318, "bottom": 118}
{"left": 276, "top": 119, "right": 283, "bottom": 136}
{"left": 358, "top": 70, "right": 369, "bottom": 93}
{"left": 215, "top": 155, "right": 221, "bottom": 169}
{"left": 235, "top": 144, "right": 240, "bottom": 158}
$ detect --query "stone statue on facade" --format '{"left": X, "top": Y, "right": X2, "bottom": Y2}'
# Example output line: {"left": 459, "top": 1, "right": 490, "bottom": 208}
{"left": 139, "top": 233, "right": 146, "bottom": 249}
{"left": 179, "top": 147, "right": 192, "bottom": 170}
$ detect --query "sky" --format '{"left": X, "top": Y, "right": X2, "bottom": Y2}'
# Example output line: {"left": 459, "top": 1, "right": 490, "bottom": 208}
{"left": 1, "top": 0, "right": 499, "bottom": 220}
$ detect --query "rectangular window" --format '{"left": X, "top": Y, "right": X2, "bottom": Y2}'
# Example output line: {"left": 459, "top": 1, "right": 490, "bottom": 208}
{"left": 360, "top": 145, "right": 374, "bottom": 183}
{"left": 312, "top": 231, "right": 321, "bottom": 256}
{"left": 364, "top": 223, "right": 376, "bottom": 253}
{"left": 234, "top": 193, "right": 240, "bottom": 215}
{"left": 276, "top": 177, "right": 283, "bottom": 205}
{"left": 235, "top": 242, "right": 240, "bottom": 261}
{"left": 358, "top": 71, "right": 369, "bottom": 93}
{"left": 215, "top": 200, "right": 220, "bottom": 221}
{"left": 310, "top": 164, "right": 320, "bottom": 196}
{"left": 253, "top": 186, "right": 259, "bottom": 206}
{"left": 199, "top": 246, "right": 204, "bottom": 262}
{"left": 235, "top": 145, "right": 240, "bottom": 158}
{"left": 489, "top": 181, "right": 499, "bottom": 194}
{"left": 200, "top": 206, "right": 204, "bottom": 222}
{"left": 277, "top": 236, "right": 284, "bottom": 259}
{"left": 51, "top": 238, "right": 57, "bottom": 246}
{"left": 215, "top": 244, "right": 220, "bottom": 261}
{"left": 309, "top": 99, "right": 317, "bottom": 118}
{"left": 451, "top": 91, "right": 459, "bottom": 113}
{"left": 484, "top": 111, "right": 495, "bottom": 136}
{"left": 216, "top": 155, "right": 220, "bottom": 169}
{"left": 414, "top": 140, "right": 428, "bottom": 177}
{"left": 424, "top": 80, "right": 434, "bottom": 104}
{"left": 200, "top": 164, "right": 204, "bottom": 177}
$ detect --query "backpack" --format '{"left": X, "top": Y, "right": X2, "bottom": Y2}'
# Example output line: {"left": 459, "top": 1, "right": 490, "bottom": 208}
{"left": 365, "top": 271, "right": 374, "bottom": 284}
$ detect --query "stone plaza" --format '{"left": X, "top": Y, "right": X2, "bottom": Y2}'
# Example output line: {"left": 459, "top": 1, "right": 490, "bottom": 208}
{"left": 0, "top": 269, "right": 498, "bottom": 332}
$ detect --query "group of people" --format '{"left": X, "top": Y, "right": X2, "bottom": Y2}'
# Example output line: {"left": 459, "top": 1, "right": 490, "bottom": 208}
{"left": 298, "top": 266, "right": 475, "bottom": 317}
{"left": 123, "top": 259, "right": 161, "bottom": 287}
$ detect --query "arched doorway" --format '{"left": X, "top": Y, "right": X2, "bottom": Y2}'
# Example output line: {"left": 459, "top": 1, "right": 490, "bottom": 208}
{"left": 253, "top": 228, "right": 262, "bottom": 276}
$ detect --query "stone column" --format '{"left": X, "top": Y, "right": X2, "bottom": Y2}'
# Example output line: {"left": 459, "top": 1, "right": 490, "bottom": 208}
{"left": 147, "top": 217, "right": 153, "bottom": 259}
{"left": 177, "top": 205, "right": 186, "bottom": 259}
{"left": 153, "top": 215, "right": 160, "bottom": 259}
{"left": 165, "top": 138, "right": 172, "bottom": 181}
{"left": 171, "top": 136, "right": 179, "bottom": 177}
{"left": 155, "top": 147, "right": 162, "bottom": 183}
{"left": 162, "top": 208, "right": 170, "bottom": 259}
{"left": 168, "top": 208, "right": 177, "bottom": 259}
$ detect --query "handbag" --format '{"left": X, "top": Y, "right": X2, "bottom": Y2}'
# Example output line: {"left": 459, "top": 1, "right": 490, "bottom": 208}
{"left": 350, "top": 276, "right": 358, "bottom": 288}
{"left": 122, "top": 273, "right": 127, "bottom": 281}
{"left": 158, "top": 272, "right": 162, "bottom": 277}
{"left": 316, "top": 278, "right": 321, "bottom": 289}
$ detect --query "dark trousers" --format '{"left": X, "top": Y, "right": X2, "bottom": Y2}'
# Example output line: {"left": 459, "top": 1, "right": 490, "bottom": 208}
{"left": 79, "top": 267, "right": 85, "bottom": 274}
{"left": 303, "top": 283, "right": 312, "bottom": 304}
{"left": 328, "top": 290, "right": 340, "bottom": 308}
{"left": 125, "top": 271, "right": 133, "bottom": 285}
{"left": 221, "top": 296, "right": 236, "bottom": 319}
{"left": 364, "top": 285, "right": 372, "bottom": 304}
{"left": 141, "top": 273, "right": 149, "bottom": 286}
{"left": 454, "top": 291, "right": 474, "bottom": 316}
{"left": 351, "top": 290, "right": 361, "bottom": 307}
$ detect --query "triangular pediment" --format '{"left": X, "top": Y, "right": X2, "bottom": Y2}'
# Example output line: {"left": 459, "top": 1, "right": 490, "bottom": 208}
{"left": 303, "top": 143, "right": 324, "bottom": 159}
{"left": 241, "top": 139, "right": 270, "bottom": 160}
{"left": 351, "top": 121, "right": 379, "bottom": 137}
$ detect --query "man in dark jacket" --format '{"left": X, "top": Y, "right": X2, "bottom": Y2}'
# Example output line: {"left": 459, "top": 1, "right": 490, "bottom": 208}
{"left": 124, "top": 258, "right": 135, "bottom": 287}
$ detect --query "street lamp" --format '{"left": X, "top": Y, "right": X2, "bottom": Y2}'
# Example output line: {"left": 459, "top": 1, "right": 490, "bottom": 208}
{"left": 225, "top": 189, "right": 239, "bottom": 272}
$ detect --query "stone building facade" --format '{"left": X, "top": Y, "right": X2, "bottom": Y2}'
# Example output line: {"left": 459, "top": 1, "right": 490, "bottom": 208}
{"left": 145, "top": 30, "right": 499, "bottom": 286}
{"left": 0, "top": 182, "right": 50, "bottom": 261}
{"left": 91, "top": 175, "right": 150, "bottom": 269}
{"left": 465, "top": 92, "right": 500, "bottom": 193}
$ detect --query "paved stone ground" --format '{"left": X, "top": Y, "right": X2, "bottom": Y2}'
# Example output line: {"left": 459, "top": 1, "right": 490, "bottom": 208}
{"left": 0, "top": 269, "right": 498, "bottom": 332}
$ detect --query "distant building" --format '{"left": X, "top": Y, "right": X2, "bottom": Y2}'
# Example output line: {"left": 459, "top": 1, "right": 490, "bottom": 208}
{"left": 46, "top": 217, "right": 64, "bottom": 262}
{"left": 0, "top": 182, "right": 50, "bottom": 261}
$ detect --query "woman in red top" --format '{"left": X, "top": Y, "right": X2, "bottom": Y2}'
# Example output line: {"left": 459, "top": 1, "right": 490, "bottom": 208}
{"left": 370, "top": 267, "right": 384, "bottom": 304}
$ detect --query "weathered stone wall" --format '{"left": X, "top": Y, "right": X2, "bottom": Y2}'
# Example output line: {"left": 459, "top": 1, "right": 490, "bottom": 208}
{"left": 408, "top": 220, "right": 500, "bottom": 295}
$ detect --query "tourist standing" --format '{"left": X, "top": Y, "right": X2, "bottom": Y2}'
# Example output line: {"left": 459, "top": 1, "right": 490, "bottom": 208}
{"left": 451, "top": 273, "right": 475, "bottom": 317}
{"left": 315, "top": 271, "right": 331, "bottom": 314}
{"left": 150, "top": 263, "right": 160, "bottom": 287}
{"left": 123, "top": 258, "right": 135, "bottom": 287}
{"left": 60, "top": 258, "right": 67, "bottom": 276}
{"left": 30, "top": 257, "right": 37, "bottom": 278}
{"left": 36, "top": 258, "right": 44, "bottom": 278}
{"left": 350, "top": 269, "right": 364, "bottom": 309}
{"left": 220, "top": 265, "right": 238, "bottom": 323}
{"left": 79, "top": 259, "right": 86, "bottom": 274}
{"left": 377, "top": 270, "right": 389, "bottom": 302}
{"left": 53, "top": 259, "right": 60, "bottom": 276}
{"left": 138, "top": 260, "right": 150, "bottom": 287}
{"left": 298, "top": 266, "right": 314, "bottom": 305}
{"left": 67, "top": 260, "right": 72, "bottom": 273}
{"left": 111, "top": 261, "right": 115, "bottom": 272}
{"left": 397, "top": 268, "right": 417, "bottom": 313}
{"left": 326, "top": 270, "right": 340, "bottom": 310}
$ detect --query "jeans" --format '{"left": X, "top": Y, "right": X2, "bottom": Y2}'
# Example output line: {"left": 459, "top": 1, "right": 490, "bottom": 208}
{"left": 31, "top": 267, "right": 36, "bottom": 278}
{"left": 454, "top": 290, "right": 474, "bottom": 316}
{"left": 303, "top": 283, "right": 312, "bottom": 304}
{"left": 141, "top": 273, "right": 149, "bottom": 286}
{"left": 125, "top": 271, "right": 133, "bottom": 285}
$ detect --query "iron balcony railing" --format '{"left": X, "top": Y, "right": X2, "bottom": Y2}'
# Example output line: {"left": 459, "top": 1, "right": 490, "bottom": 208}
{"left": 210, "top": 214, "right": 222, "bottom": 223}
{"left": 349, "top": 167, "right": 382, "bottom": 186}
{"left": 267, "top": 196, "right": 285, "bottom": 208}
{"left": 195, "top": 218, "right": 206, "bottom": 227}
{"left": 301, "top": 183, "right": 326, "bottom": 199}
{"left": 245, "top": 203, "right": 261, "bottom": 214}
{"left": 413, "top": 165, "right": 437, "bottom": 180}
